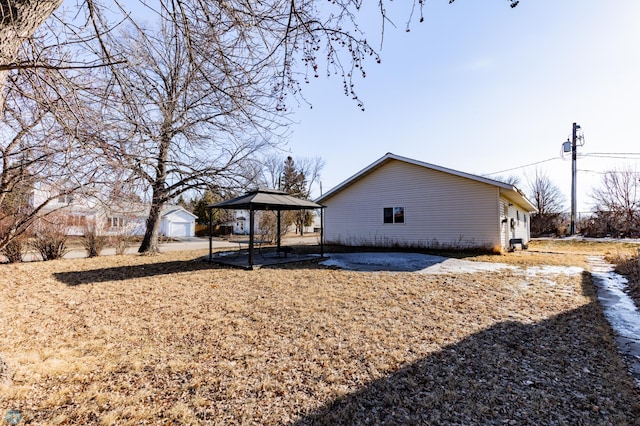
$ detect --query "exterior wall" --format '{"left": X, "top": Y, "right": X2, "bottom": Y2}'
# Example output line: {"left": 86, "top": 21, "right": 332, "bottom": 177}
{"left": 160, "top": 210, "right": 196, "bottom": 237}
{"left": 232, "top": 211, "right": 278, "bottom": 235}
{"left": 322, "top": 160, "right": 502, "bottom": 250}
{"left": 499, "top": 197, "right": 531, "bottom": 246}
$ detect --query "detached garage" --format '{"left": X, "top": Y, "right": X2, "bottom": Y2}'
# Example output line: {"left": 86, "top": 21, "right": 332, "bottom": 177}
{"left": 160, "top": 206, "right": 197, "bottom": 238}
{"left": 316, "top": 153, "right": 537, "bottom": 252}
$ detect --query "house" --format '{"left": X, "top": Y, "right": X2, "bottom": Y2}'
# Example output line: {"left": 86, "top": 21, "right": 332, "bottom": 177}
{"left": 32, "top": 187, "right": 196, "bottom": 238}
{"left": 315, "top": 153, "right": 537, "bottom": 252}
{"left": 231, "top": 209, "right": 321, "bottom": 235}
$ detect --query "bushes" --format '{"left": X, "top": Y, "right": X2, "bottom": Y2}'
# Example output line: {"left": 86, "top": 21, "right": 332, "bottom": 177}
{"left": 530, "top": 212, "right": 569, "bottom": 237}
{"left": 1, "top": 237, "right": 25, "bottom": 263}
{"left": 30, "top": 218, "right": 68, "bottom": 261}
{"left": 81, "top": 224, "right": 108, "bottom": 257}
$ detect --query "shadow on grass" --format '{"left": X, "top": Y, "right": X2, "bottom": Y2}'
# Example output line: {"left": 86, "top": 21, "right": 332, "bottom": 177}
{"left": 53, "top": 258, "right": 219, "bottom": 285}
{"left": 292, "top": 272, "right": 640, "bottom": 425}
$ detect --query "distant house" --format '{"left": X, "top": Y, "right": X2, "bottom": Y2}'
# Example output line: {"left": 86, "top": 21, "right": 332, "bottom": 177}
{"left": 315, "top": 153, "right": 537, "bottom": 252}
{"left": 231, "top": 208, "right": 322, "bottom": 235}
{"left": 33, "top": 187, "right": 196, "bottom": 238}
{"left": 233, "top": 212, "right": 250, "bottom": 235}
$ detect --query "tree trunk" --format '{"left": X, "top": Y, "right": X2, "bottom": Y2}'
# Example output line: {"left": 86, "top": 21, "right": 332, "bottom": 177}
{"left": 138, "top": 197, "right": 163, "bottom": 253}
{"left": 138, "top": 129, "right": 171, "bottom": 254}
{"left": 0, "top": 1, "right": 63, "bottom": 105}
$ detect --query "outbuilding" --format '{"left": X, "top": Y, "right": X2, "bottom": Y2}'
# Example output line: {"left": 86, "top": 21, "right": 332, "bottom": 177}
{"left": 315, "top": 153, "right": 537, "bottom": 252}
{"left": 159, "top": 205, "right": 197, "bottom": 238}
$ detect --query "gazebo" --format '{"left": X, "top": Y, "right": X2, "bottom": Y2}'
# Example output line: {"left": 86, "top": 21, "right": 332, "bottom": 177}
{"left": 207, "top": 188, "right": 325, "bottom": 269}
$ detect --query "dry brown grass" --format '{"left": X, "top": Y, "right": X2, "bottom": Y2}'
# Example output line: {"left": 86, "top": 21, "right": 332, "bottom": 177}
{"left": 0, "top": 243, "right": 639, "bottom": 424}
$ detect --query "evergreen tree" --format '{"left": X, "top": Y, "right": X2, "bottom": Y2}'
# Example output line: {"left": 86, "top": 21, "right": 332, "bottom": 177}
{"left": 281, "top": 156, "right": 311, "bottom": 235}
{"left": 281, "top": 156, "right": 306, "bottom": 198}
{"left": 193, "top": 190, "right": 219, "bottom": 225}
{"left": 176, "top": 194, "right": 190, "bottom": 210}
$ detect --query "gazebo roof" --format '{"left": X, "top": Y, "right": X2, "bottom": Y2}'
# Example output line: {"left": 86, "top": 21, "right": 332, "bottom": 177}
{"left": 208, "top": 188, "right": 323, "bottom": 211}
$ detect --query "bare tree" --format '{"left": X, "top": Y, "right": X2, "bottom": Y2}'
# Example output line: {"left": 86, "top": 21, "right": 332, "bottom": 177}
{"left": 0, "top": 34, "right": 110, "bottom": 252}
{"left": 260, "top": 153, "right": 324, "bottom": 196}
{"left": 494, "top": 174, "right": 521, "bottom": 187}
{"left": 1, "top": 1, "right": 521, "bottom": 108}
{"left": 0, "top": 1, "right": 64, "bottom": 95}
{"left": 590, "top": 167, "right": 640, "bottom": 237}
{"left": 0, "top": 0, "right": 519, "bottom": 253}
{"left": 99, "top": 12, "right": 286, "bottom": 253}
{"left": 526, "top": 169, "right": 566, "bottom": 237}
{"left": 527, "top": 169, "right": 565, "bottom": 215}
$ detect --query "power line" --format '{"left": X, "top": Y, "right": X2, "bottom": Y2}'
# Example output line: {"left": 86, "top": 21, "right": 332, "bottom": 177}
{"left": 485, "top": 157, "right": 560, "bottom": 176}
{"left": 584, "top": 152, "right": 640, "bottom": 155}
{"left": 579, "top": 168, "right": 640, "bottom": 175}
{"left": 581, "top": 153, "right": 640, "bottom": 160}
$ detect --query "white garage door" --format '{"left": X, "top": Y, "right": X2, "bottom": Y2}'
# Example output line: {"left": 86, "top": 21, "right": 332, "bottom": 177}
{"left": 170, "top": 222, "right": 190, "bottom": 237}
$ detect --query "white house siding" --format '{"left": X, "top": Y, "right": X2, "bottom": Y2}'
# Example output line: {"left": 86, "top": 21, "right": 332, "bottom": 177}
{"left": 160, "top": 209, "right": 196, "bottom": 237}
{"left": 500, "top": 197, "right": 531, "bottom": 248}
{"left": 323, "top": 160, "right": 502, "bottom": 250}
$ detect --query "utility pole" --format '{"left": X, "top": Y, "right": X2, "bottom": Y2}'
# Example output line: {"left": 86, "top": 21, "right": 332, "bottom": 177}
{"left": 570, "top": 122, "right": 580, "bottom": 235}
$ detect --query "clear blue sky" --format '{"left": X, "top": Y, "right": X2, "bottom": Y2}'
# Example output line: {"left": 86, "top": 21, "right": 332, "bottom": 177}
{"left": 286, "top": 1, "right": 640, "bottom": 213}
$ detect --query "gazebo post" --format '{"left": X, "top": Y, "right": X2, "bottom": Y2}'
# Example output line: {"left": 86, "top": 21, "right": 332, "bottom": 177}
{"left": 320, "top": 207, "right": 324, "bottom": 258}
{"left": 248, "top": 205, "right": 255, "bottom": 269}
{"left": 208, "top": 206, "right": 213, "bottom": 262}
{"left": 276, "top": 210, "right": 282, "bottom": 249}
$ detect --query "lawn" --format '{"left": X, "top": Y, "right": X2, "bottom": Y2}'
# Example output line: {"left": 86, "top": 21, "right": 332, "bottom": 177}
{"left": 0, "top": 241, "right": 639, "bottom": 424}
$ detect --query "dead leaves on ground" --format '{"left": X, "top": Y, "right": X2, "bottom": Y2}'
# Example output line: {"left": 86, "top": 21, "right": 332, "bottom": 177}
{"left": 0, "top": 249, "right": 638, "bottom": 424}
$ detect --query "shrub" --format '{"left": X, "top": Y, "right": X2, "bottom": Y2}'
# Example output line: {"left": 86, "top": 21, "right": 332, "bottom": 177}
{"left": 81, "top": 224, "right": 107, "bottom": 258}
{"left": 30, "top": 218, "right": 68, "bottom": 261}
{"left": 2, "top": 237, "right": 25, "bottom": 263}
{"left": 109, "top": 234, "right": 129, "bottom": 255}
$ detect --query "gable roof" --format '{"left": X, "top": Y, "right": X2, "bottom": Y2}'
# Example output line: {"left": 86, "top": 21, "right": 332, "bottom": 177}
{"left": 209, "top": 188, "right": 323, "bottom": 211}
{"left": 161, "top": 205, "right": 198, "bottom": 219}
{"left": 316, "top": 153, "right": 537, "bottom": 212}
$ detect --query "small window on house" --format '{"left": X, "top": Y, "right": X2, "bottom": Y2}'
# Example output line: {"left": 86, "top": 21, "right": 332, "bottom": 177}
{"left": 383, "top": 207, "right": 405, "bottom": 224}
{"left": 517, "top": 211, "right": 520, "bottom": 224}
{"left": 109, "top": 217, "right": 126, "bottom": 228}
{"left": 383, "top": 208, "right": 393, "bottom": 223}
{"left": 58, "top": 195, "right": 73, "bottom": 204}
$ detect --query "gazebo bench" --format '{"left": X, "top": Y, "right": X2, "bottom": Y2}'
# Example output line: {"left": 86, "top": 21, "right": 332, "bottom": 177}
{"left": 276, "top": 246, "right": 294, "bottom": 258}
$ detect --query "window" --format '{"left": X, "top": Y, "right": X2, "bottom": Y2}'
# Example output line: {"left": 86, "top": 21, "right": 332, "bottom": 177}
{"left": 64, "top": 214, "right": 88, "bottom": 227}
{"left": 109, "top": 217, "right": 126, "bottom": 228}
{"left": 383, "top": 207, "right": 405, "bottom": 224}
{"left": 57, "top": 195, "right": 73, "bottom": 204}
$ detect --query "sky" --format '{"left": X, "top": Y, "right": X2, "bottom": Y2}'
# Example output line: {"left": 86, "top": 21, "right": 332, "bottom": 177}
{"left": 283, "top": 1, "right": 640, "bottom": 213}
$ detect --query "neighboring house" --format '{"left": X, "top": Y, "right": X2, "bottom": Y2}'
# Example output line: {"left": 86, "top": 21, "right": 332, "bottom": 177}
{"left": 233, "top": 211, "right": 250, "bottom": 235}
{"left": 32, "top": 187, "right": 196, "bottom": 238}
{"left": 315, "top": 153, "right": 537, "bottom": 252}
{"left": 159, "top": 206, "right": 197, "bottom": 238}
{"left": 231, "top": 209, "right": 322, "bottom": 235}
